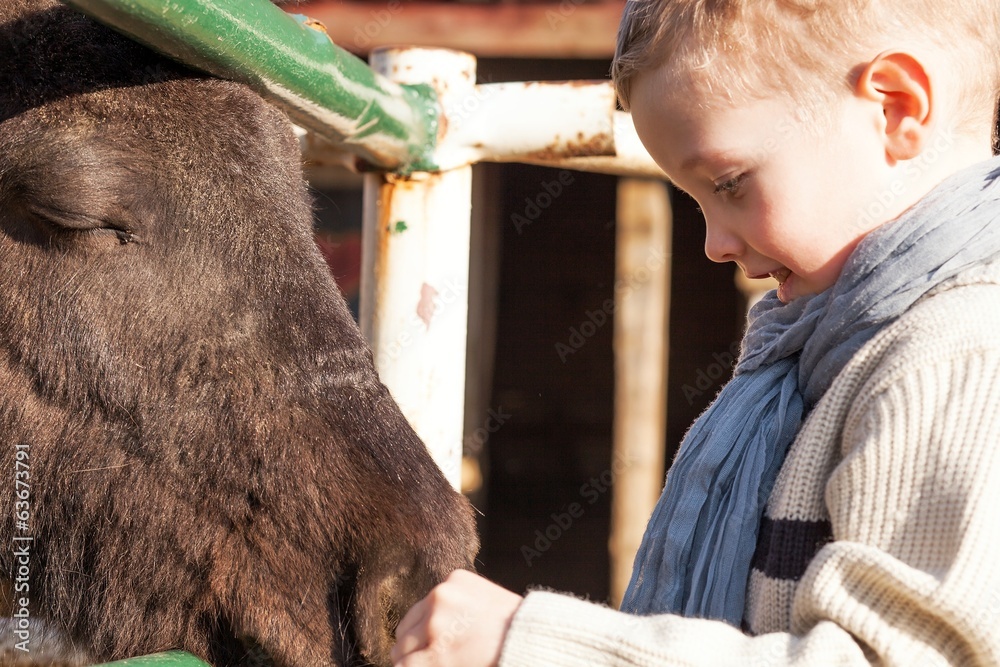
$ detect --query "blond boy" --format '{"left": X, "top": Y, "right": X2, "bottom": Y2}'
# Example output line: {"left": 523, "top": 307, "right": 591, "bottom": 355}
{"left": 392, "top": 1, "right": 1000, "bottom": 665}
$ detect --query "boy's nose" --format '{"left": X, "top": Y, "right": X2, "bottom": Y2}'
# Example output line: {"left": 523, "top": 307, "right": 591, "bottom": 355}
{"left": 703, "top": 217, "right": 745, "bottom": 264}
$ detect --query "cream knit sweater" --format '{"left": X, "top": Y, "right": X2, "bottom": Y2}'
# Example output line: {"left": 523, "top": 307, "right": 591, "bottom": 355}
{"left": 500, "top": 261, "right": 1000, "bottom": 666}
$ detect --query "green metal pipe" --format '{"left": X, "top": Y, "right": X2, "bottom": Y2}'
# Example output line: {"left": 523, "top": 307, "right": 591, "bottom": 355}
{"left": 95, "top": 651, "right": 210, "bottom": 666}
{"left": 65, "top": 0, "right": 440, "bottom": 173}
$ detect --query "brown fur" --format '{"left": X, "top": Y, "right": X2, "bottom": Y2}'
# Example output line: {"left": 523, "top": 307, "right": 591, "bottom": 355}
{"left": 0, "top": 1, "right": 478, "bottom": 665}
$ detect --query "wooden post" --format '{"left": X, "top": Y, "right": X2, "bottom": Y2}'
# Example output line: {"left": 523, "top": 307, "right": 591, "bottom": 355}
{"left": 609, "top": 178, "right": 671, "bottom": 606}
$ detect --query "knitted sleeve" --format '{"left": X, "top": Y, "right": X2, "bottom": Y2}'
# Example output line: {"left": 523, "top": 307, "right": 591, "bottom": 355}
{"left": 499, "top": 284, "right": 1000, "bottom": 666}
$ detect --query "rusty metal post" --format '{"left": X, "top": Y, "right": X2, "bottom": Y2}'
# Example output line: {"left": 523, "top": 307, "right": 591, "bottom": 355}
{"left": 360, "top": 48, "right": 476, "bottom": 489}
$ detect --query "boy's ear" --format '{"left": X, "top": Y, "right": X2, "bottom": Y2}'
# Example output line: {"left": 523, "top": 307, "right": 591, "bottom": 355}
{"left": 855, "top": 51, "right": 932, "bottom": 161}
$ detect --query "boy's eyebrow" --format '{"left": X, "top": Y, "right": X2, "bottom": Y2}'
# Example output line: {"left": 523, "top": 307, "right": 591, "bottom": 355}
{"left": 680, "top": 150, "right": 740, "bottom": 173}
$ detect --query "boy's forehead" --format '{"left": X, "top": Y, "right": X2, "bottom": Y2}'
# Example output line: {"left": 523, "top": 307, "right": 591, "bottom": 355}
{"left": 632, "top": 50, "right": 837, "bottom": 138}
{"left": 629, "top": 78, "right": 825, "bottom": 179}
{"left": 631, "top": 61, "right": 771, "bottom": 116}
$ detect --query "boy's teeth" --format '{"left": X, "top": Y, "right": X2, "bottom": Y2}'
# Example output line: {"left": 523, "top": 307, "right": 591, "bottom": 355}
{"left": 770, "top": 269, "right": 790, "bottom": 284}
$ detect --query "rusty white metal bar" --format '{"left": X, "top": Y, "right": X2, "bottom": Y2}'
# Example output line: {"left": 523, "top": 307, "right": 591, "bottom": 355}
{"left": 507, "top": 111, "right": 666, "bottom": 178}
{"left": 433, "top": 80, "right": 616, "bottom": 170}
{"left": 359, "top": 47, "right": 476, "bottom": 490}
{"left": 298, "top": 88, "right": 666, "bottom": 179}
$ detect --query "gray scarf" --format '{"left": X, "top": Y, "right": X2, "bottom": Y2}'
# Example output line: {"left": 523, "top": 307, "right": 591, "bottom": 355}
{"left": 621, "top": 156, "right": 1000, "bottom": 624}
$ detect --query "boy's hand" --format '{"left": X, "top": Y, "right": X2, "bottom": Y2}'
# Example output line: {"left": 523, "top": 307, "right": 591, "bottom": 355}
{"left": 391, "top": 569, "right": 524, "bottom": 667}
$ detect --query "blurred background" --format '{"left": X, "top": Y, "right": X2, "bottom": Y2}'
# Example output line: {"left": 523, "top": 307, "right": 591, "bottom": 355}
{"left": 300, "top": 0, "right": 754, "bottom": 606}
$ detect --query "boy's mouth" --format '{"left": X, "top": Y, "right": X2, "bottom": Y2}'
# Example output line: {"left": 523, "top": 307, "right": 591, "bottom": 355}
{"left": 746, "top": 268, "right": 790, "bottom": 285}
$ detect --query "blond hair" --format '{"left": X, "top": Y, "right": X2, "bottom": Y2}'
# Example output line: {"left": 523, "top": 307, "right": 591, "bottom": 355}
{"left": 613, "top": 0, "right": 1000, "bottom": 135}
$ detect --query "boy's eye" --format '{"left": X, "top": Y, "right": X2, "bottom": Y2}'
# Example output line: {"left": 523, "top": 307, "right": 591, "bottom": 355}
{"left": 713, "top": 174, "right": 747, "bottom": 199}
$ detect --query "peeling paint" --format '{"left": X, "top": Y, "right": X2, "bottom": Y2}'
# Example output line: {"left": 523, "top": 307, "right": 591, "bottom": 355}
{"left": 528, "top": 128, "right": 615, "bottom": 161}
{"left": 416, "top": 282, "right": 439, "bottom": 327}
{"left": 299, "top": 16, "right": 331, "bottom": 39}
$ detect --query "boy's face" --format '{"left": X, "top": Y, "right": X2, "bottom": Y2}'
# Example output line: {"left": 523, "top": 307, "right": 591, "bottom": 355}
{"left": 630, "top": 68, "right": 894, "bottom": 303}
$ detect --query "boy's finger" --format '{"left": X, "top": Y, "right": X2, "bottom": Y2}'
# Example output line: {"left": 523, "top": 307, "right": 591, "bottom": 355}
{"left": 391, "top": 628, "right": 428, "bottom": 665}
{"left": 392, "top": 598, "right": 431, "bottom": 660}
{"left": 392, "top": 647, "right": 434, "bottom": 667}
{"left": 395, "top": 595, "right": 430, "bottom": 641}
